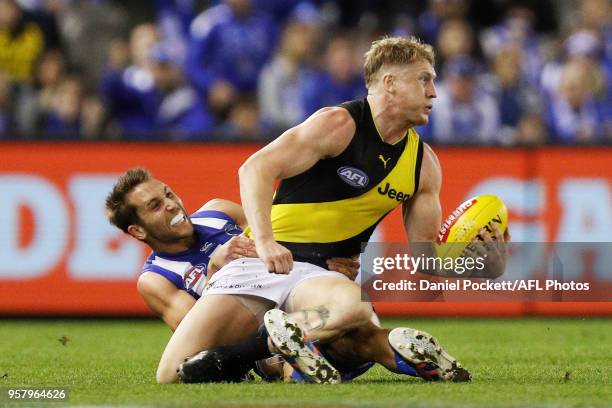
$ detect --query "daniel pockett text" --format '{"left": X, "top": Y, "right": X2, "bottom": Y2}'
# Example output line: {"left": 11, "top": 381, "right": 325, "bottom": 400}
{"left": 371, "top": 278, "right": 590, "bottom": 292}
{"left": 359, "top": 242, "right": 609, "bottom": 302}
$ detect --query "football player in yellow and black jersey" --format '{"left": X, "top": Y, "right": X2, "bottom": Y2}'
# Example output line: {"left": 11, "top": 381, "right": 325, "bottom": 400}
{"left": 240, "top": 36, "right": 508, "bottom": 275}
{"left": 229, "top": 36, "right": 509, "bottom": 380}
{"left": 177, "top": 36, "right": 508, "bottom": 385}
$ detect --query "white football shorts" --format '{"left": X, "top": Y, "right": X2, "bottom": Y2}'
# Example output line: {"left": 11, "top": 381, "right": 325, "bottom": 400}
{"left": 201, "top": 257, "right": 347, "bottom": 309}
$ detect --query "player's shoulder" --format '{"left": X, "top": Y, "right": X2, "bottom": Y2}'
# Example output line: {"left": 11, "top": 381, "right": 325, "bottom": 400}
{"left": 298, "top": 107, "right": 356, "bottom": 157}
{"left": 309, "top": 106, "right": 355, "bottom": 129}
{"left": 422, "top": 142, "right": 440, "bottom": 169}
{"left": 194, "top": 199, "right": 231, "bottom": 214}
{"left": 193, "top": 199, "right": 244, "bottom": 224}
{"left": 142, "top": 252, "right": 186, "bottom": 290}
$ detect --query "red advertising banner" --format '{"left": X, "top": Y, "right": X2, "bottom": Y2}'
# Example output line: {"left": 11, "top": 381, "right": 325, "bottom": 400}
{"left": 0, "top": 143, "right": 610, "bottom": 316}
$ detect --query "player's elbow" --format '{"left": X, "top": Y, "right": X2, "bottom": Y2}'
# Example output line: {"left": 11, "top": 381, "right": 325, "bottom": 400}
{"left": 238, "top": 157, "right": 259, "bottom": 184}
{"left": 238, "top": 159, "right": 250, "bottom": 179}
{"left": 240, "top": 148, "right": 282, "bottom": 184}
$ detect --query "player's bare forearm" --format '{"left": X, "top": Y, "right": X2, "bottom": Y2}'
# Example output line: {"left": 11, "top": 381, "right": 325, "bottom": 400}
{"left": 239, "top": 153, "right": 292, "bottom": 272}
{"left": 403, "top": 145, "right": 507, "bottom": 279}
{"left": 403, "top": 144, "right": 442, "bottom": 243}
{"left": 238, "top": 159, "right": 276, "bottom": 242}
{"left": 403, "top": 144, "right": 452, "bottom": 277}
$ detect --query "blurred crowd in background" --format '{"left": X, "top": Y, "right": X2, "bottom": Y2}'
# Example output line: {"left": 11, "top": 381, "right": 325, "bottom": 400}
{"left": 0, "top": 0, "right": 609, "bottom": 145}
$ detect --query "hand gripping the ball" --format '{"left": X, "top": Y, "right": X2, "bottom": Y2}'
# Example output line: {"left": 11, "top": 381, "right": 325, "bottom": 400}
{"left": 462, "top": 224, "right": 511, "bottom": 279}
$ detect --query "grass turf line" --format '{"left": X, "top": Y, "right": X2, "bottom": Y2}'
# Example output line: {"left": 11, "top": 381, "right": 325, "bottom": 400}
{"left": 0, "top": 318, "right": 610, "bottom": 407}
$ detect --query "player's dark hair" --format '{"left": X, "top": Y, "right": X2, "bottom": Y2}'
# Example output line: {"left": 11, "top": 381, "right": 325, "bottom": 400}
{"left": 105, "top": 167, "right": 152, "bottom": 232}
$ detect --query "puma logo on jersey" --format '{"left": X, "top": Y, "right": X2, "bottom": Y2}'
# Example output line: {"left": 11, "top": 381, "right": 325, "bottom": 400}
{"left": 378, "top": 155, "right": 391, "bottom": 169}
{"left": 377, "top": 182, "right": 409, "bottom": 202}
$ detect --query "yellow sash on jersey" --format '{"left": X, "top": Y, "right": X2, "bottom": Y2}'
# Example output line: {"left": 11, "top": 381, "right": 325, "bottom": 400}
{"left": 244, "top": 130, "right": 420, "bottom": 243}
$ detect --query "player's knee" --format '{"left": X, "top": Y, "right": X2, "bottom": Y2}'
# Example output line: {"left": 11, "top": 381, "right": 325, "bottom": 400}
{"left": 156, "top": 362, "right": 179, "bottom": 384}
{"left": 351, "top": 301, "right": 373, "bottom": 326}
{"left": 332, "top": 288, "right": 372, "bottom": 327}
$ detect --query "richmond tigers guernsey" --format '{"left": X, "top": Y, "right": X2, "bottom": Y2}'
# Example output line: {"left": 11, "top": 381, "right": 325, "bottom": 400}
{"left": 255, "top": 98, "right": 424, "bottom": 268}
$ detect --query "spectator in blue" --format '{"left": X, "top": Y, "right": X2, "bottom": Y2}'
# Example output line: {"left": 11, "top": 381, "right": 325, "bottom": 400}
{"left": 217, "top": 95, "right": 269, "bottom": 141}
{"left": 575, "top": 0, "right": 611, "bottom": 132}
{"left": 149, "top": 42, "right": 215, "bottom": 140}
{"left": 420, "top": 56, "right": 500, "bottom": 145}
{"left": 185, "top": 0, "right": 279, "bottom": 117}
{"left": 44, "top": 75, "right": 81, "bottom": 137}
{"left": 480, "top": 5, "right": 543, "bottom": 88}
{"left": 435, "top": 17, "right": 476, "bottom": 73}
{"left": 0, "top": 0, "right": 61, "bottom": 136}
{"left": 544, "top": 57, "right": 608, "bottom": 143}
{"left": 486, "top": 44, "right": 545, "bottom": 144}
{"left": 44, "top": 74, "right": 105, "bottom": 140}
{"left": 418, "top": 0, "right": 468, "bottom": 46}
{"left": 258, "top": 8, "right": 320, "bottom": 132}
{"left": 299, "top": 33, "right": 365, "bottom": 118}
{"left": 580, "top": 0, "right": 611, "bottom": 73}
{"left": 155, "top": 0, "right": 198, "bottom": 64}
{"left": 100, "top": 23, "right": 159, "bottom": 138}
{"left": 255, "top": 0, "right": 312, "bottom": 21}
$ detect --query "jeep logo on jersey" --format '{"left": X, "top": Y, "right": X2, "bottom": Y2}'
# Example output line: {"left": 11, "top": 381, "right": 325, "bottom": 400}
{"left": 337, "top": 166, "right": 369, "bottom": 188}
{"left": 184, "top": 264, "right": 206, "bottom": 290}
{"left": 377, "top": 182, "right": 410, "bottom": 202}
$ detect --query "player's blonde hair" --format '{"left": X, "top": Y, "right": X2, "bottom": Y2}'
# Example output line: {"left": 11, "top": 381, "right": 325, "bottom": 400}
{"left": 363, "top": 36, "right": 435, "bottom": 88}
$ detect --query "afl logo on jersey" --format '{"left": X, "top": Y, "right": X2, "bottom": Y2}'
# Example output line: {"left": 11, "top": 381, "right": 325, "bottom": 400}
{"left": 184, "top": 264, "right": 206, "bottom": 290}
{"left": 337, "top": 166, "right": 369, "bottom": 188}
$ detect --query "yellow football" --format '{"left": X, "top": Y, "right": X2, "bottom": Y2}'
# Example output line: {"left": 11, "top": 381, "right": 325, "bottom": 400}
{"left": 436, "top": 194, "right": 508, "bottom": 258}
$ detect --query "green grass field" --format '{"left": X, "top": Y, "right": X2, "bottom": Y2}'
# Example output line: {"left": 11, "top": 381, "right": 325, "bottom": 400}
{"left": 0, "top": 318, "right": 610, "bottom": 407}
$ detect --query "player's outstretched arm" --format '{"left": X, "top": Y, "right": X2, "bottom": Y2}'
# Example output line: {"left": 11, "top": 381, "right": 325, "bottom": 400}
{"left": 402, "top": 144, "right": 459, "bottom": 277}
{"left": 403, "top": 144, "right": 508, "bottom": 278}
{"left": 238, "top": 107, "right": 355, "bottom": 274}
{"left": 402, "top": 143, "right": 442, "bottom": 244}
{"left": 137, "top": 272, "right": 196, "bottom": 331}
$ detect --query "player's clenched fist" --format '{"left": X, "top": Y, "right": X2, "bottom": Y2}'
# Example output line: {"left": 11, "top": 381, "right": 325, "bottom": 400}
{"left": 209, "top": 235, "right": 258, "bottom": 274}
{"left": 256, "top": 239, "right": 293, "bottom": 274}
